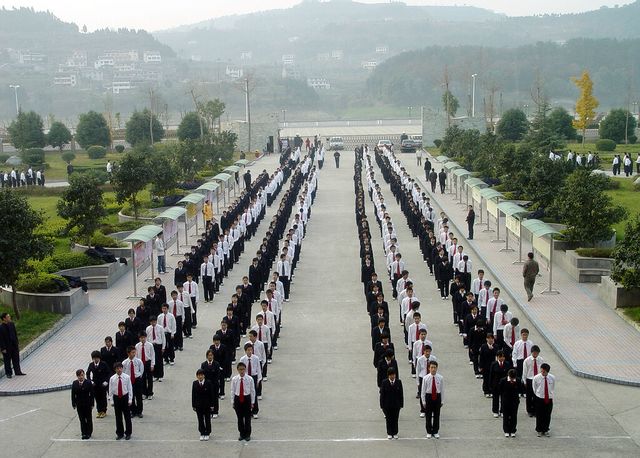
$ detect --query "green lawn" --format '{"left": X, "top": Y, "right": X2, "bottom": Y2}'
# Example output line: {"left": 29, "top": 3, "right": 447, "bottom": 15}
{"left": 606, "top": 177, "right": 640, "bottom": 239}
{"left": 44, "top": 149, "right": 123, "bottom": 181}
{"left": 0, "top": 304, "right": 63, "bottom": 364}
{"left": 623, "top": 306, "right": 640, "bottom": 324}
{"left": 566, "top": 142, "right": 640, "bottom": 166}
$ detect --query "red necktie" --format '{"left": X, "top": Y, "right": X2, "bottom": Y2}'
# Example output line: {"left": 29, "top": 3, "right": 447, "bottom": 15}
{"left": 130, "top": 361, "right": 135, "bottom": 384}
{"left": 544, "top": 377, "right": 550, "bottom": 404}
{"left": 523, "top": 344, "right": 528, "bottom": 359}
{"left": 533, "top": 359, "right": 538, "bottom": 376}
{"left": 268, "top": 300, "right": 272, "bottom": 311}
{"left": 152, "top": 326, "right": 156, "bottom": 341}
{"left": 431, "top": 376, "right": 437, "bottom": 401}
{"left": 464, "top": 262, "right": 467, "bottom": 273}
{"left": 264, "top": 314, "right": 268, "bottom": 325}
{"left": 501, "top": 313, "right": 507, "bottom": 325}
{"left": 421, "top": 343, "right": 425, "bottom": 356}
{"left": 258, "top": 327, "right": 262, "bottom": 341}
{"left": 118, "top": 376, "right": 123, "bottom": 397}
{"left": 396, "top": 263, "right": 400, "bottom": 276}
{"left": 409, "top": 298, "right": 412, "bottom": 310}
{"left": 164, "top": 315, "right": 167, "bottom": 328}
{"left": 511, "top": 329, "right": 515, "bottom": 346}
{"left": 189, "top": 283, "right": 192, "bottom": 294}
{"left": 173, "top": 300, "right": 177, "bottom": 317}
{"left": 248, "top": 360, "right": 252, "bottom": 377}
{"left": 141, "top": 346, "right": 146, "bottom": 363}
{"left": 239, "top": 377, "right": 245, "bottom": 403}
{"left": 415, "top": 326, "right": 420, "bottom": 341}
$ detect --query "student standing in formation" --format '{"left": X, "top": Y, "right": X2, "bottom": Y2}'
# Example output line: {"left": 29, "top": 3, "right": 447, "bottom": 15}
{"left": 421, "top": 361, "right": 444, "bottom": 438}
{"left": 231, "top": 362, "right": 256, "bottom": 441}
{"left": 108, "top": 362, "right": 133, "bottom": 440}
{"left": 71, "top": 369, "right": 95, "bottom": 440}
{"left": 498, "top": 368, "right": 525, "bottom": 437}
{"left": 86, "top": 351, "right": 110, "bottom": 418}
{"left": 379, "top": 367, "right": 404, "bottom": 439}
{"left": 201, "top": 349, "right": 222, "bottom": 418}
{"left": 135, "top": 332, "right": 155, "bottom": 400}
{"left": 522, "top": 345, "right": 545, "bottom": 417}
{"left": 192, "top": 369, "right": 215, "bottom": 441}
{"left": 533, "top": 363, "right": 555, "bottom": 437}
{"left": 122, "top": 346, "right": 144, "bottom": 418}
{"left": 184, "top": 274, "right": 199, "bottom": 329}
{"left": 159, "top": 304, "right": 176, "bottom": 366}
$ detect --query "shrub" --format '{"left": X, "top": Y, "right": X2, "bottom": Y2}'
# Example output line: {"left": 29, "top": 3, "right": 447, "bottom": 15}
{"left": 16, "top": 272, "right": 69, "bottom": 293}
{"left": 80, "top": 168, "right": 109, "bottom": 185}
{"left": 90, "top": 231, "right": 125, "bottom": 248}
{"left": 595, "top": 139, "right": 616, "bottom": 151}
{"left": 61, "top": 152, "right": 76, "bottom": 163}
{"left": 115, "top": 144, "right": 125, "bottom": 153}
{"left": 51, "top": 252, "right": 103, "bottom": 270}
{"left": 0, "top": 153, "right": 10, "bottom": 163}
{"left": 433, "top": 139, "right": 442, "bottom": 148}
{"left": 575, "top": 247, "right": 614, "bottom": 258}
{"left": 27, "top": 257, "right": 60, "bottom": 274}
{"left": 99, "top": 220, "right": 146, "bottom": 234}
{"left": 21, "top": 148, "right": 45, "bottom": 166}
{"left": 86, "top": 145, "right": 107, "bottom": 159}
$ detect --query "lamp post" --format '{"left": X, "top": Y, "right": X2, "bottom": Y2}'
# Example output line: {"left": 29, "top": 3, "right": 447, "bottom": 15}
{"left": 408, "top": 106, "right": 413, "bottom": 119}
{"left": 9, "top": 84, "right": 20, "bottom": 115}
{"left": 471, "top": 74, "right": 478, "bottom": 118}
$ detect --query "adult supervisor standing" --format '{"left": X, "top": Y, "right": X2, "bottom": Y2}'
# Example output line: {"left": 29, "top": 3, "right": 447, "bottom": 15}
{"left": 334, "top": 150, "right": 341, "bottom": 168}
{"left": 0, "top": 312, "right": 25, "bottom": 378}
{"left": 523, "top": 252, "right": 540, "bottom": 302}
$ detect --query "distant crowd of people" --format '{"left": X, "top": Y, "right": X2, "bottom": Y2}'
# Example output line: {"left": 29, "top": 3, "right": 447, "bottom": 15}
{"left": 1, "top": 166, "right": 45, "bottom": 187}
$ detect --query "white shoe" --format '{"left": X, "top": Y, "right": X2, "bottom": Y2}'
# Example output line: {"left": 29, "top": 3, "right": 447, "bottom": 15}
{"left": 387, "top": 435, "right": 392, "bottom": 440}
{"left": 263, "top": 377, "right": 268, "bottom": 381}
{"left": 393, "top": 435, "right": 399, "bottom": 440}
{"left": 493, "top": 413, "right": 499, "bottom": 418}
{"left": 219, "top": 395, "right": 225, "bottom": 400}
{"left": 469, "top": 361, "right": 473, "bottom": 365}
{"left": 257, "top": 395, "right": 262, "bottom": 400}
{"left": 169, "top": 361, "right": 175, "bottom": 366}
{"left": 158, "top": 378, "right": 163, "bottom": 382}
{"left": 426, "top": 434, "right": 432, "bottom": 439}
{"left": 505, "top": 433, "right": 510, "bottom": 437}
{"left": 420, "top": 412, "right": 426, "bottom": 418}
{"left": 212, "top": 414, "right": 218, "bottom": 419}
{"left": 148, "top": 395, "right": 153, "bottom": 400}
{"left": 253, "top": 414, "right": 258, "bottom": 419}
{"left": 273, "top": 346, "right": 278, "bottom": 350}
{"left": 511, "top": 433, "right": 516, "bottom": 438}
{"left": 267, "top": 360, "right": 272, "bottom": 364}
{"left": 411, "top": 374, "right": 416, "bottom": 378}
{"left": 433, "top": 434, "right": 440, "bottom": 439}
{"left": 204, "top": 435, "right": 210, "bottom": 441}
{"left": 199, "top": 435, "right": 204, "bottom": 441}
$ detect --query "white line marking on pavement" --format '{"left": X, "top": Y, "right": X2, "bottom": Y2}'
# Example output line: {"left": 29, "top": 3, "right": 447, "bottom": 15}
{"left": 50, "top": 435, "right": 633, "bottom": 443}
{"left": 0, "top": 408, "right": 41, "bottom": 423}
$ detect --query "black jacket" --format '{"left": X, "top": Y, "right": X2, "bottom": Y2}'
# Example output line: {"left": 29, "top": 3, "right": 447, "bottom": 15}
{"left": 71, "top": 379, "right": 95, "bottom": 409}
{"left": 0, "top": 321, "right": 19, "bottom": 351}
{"left": 380, "top": 378, "right": 404, "bottom": 410}
{"left": 377, "top": 358, "right": 400, "bottom": 388}
{"left": 192, "top": 379, "right": 215, "bottom": 410}
{"left": 86, "top": 360, "right": 110, "bottom": 386}
{"left": 200, "top": 361, "right": 222, "bottom": 389}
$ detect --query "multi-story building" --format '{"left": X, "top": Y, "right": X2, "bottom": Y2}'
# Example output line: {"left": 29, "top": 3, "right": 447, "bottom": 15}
{"left": 226, "top": 65, "right": 244, "bottom": 79}
{"left": 112, "top": 81, "right": 134, "bottom": 94}
{"left": 66, "top": 51, "right": 88, "bottom": 68}
{"left": 307, "top": 78, "right": 331, "bottom": 90}
{"left": 94, "top": 57, "right": 115, "bottom": 69}
{"left": 143, "top": 51, "right": 162, "bottom": 63}
{"left": 53, "top": 73, "right": 77, "bottom": 87}
{"left": 282, "top": 54, "right": 295, "bottom": 65}
{"left": 104, "top": 50, "right": 139, "bottom": 63}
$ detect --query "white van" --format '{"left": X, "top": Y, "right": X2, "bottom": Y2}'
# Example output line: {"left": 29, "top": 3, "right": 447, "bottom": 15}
{"left": 329, "top": 137, "right": 344, "bottom": 150}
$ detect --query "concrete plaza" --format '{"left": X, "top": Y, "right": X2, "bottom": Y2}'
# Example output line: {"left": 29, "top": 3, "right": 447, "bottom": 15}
{"left": 0, "top": 152, "right": 639, "bottom": 457}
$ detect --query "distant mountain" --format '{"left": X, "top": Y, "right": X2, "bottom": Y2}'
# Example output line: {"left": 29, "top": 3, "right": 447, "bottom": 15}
{"left": 155, "top": 0, "right": 640, "bottom": 65}
{"left": 0, "top": 7, "right": 175, "bottom": 61}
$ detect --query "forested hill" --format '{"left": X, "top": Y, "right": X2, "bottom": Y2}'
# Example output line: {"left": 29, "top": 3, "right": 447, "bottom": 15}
{"left": 366, "top": 38, "right": 640, "bottom": 111}
{"left": 0, "top": 7, "right": 175, "bottom": 60}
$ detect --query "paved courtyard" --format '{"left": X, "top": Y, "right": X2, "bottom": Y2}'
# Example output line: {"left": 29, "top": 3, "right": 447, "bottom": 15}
{"left": 0, "top": 152, "right": 639, "bottom": 457}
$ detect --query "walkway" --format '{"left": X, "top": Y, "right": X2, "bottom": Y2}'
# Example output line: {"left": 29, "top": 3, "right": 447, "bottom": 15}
{"left": 399, "top": 152, "right": 640, "bottom": 386}
{"left": 0, "top": 154, "right": 280, "bottom": 395}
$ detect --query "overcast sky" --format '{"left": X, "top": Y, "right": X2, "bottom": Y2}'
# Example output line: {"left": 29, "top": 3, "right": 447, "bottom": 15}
{"left": 0, "top": 0, "right": 631, "bottom": 31}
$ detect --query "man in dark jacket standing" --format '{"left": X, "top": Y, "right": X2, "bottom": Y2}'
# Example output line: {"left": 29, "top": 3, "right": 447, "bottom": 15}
{"left": 379, "top": 367, "right": 404, "bottom": 439}
{"left": 438, "top": 169, "right": 447, "bottom": 194}
{"left": 0, "top": 312, "right": 24, "bottom": 378}
{"left": 466, "top": 205, "right": 476, "bottom": 240}
{"left": 71, "top": 369, "right": 95, "bottom": 440}
{"left": 424, "top": 158, "right": 432, "bottom": 180}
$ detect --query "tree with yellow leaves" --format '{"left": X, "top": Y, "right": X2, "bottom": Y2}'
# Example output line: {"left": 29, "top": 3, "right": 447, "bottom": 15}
{"left": 572, "top": 71, "right": 599, "bottom": 145}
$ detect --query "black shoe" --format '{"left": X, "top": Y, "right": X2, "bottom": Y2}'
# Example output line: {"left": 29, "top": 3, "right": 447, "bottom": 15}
{"left": 125, "top": 435, "right": 131, "bottom": 440}
{"left": 116, "top": 435, "right": 124, "bottom": 440}
{"left": 138, "top": 413, "right": 144, "bottom": 418}
{"left": 245, "top": 436, "right": 251, "bottom": 441}
{"left": 238, "top": 436, "right": 244, "bottom": 441}
{"left": 81, "top": 435, "right": 88, "bottom": 440}
{"left": 15, "top": 372, "right": 26, "bottom": 376}
{"left": 6, "top": 374, "right": 12, "bottom": 379}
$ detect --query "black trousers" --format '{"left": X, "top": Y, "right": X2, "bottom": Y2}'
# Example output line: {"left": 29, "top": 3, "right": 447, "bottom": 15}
{"left": 142, "top": 360, "right": 154, "bottom": 396}
{"left": 535, "top": 397, "right": 553, "bottom": 433}
{"left": 164, "top": 333, "right": 175, "bottom": 362}
{"left": 131, "top": 378, "right": 144, "bottom": 415}
{"left": 437, "top": 280, "right": 448, "bottom": 298}
{"left": 191, "top": 297, "right": 198, "bottom": 327}
{"left": 183, "top": 307, "right": 192, "bottom": 336}
{"left": 2, "top": 347, "right": 21, "bottom": 376}
{"left": 152, "top": 343, "right": 164, "bottom": 379}
{"left": 203, "top": 276, "right": 214, "bottom": 301}
{"left": 383, "top": 408, "right": 400, "bottom": 435}
{"left": 525, "top": 379, "right": 535, "bottom": 415}
{"left": 424, "top": 394, "right": 442, "bottom": 434}
{"left": 196, "top": 407, "right": 212, "bottom": 435}
{"left": 468, "top": 222, "right": 474, "bottom": 239}
{"left": 113, "top": 396, "right": 132, "bottom": 437}
{"left": 335, "top": 157, "right": 340, "bottom": 168}
{"left": 281, "top": 276, "right": 290, "bottom": 300}
{"left": 502, "top": 403, "right": 519, "bottom": 433}
{"left": 251, "top": 375, "right": 260, "bottom": 414}
{"left": 492, "top": 386, "right": 502, "bottom": 414}
{"left": 76, "top": 405, "right": 93, "bottom": 437}
{"left": 430, "top": 181, "right": 436, "bottom": 192}
{"left": 174, "top": 316, "right": 183, "bottom": 349}
{"left": 439, "top": 183, "right": 445, "bottom": 193}
{"left": 94, "top": 384, "right": 108, "bottom": 413}
{"left": 234, "top": 396, "right": 252, "bottom": 439}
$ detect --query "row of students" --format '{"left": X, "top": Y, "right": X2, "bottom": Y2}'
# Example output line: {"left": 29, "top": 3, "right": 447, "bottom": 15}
{"left": 381, "top": 148, "right": 557, "bottom": 439}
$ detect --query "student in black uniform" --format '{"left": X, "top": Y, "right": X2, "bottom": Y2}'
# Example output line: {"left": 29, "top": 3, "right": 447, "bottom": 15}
{"left": 201, "top": 349, "right": 222, "bottom": 417}
{"left": 86, "top": 350, "right": 110, "bottom": 418}
{"left": 498, "top": 368, "right": 525, "bottom": 437}
{"left": 71, "top": 369, "right": 95, "bottom": 440}
{"left": 379, "top": 367, "right": 404, "bottom": 439}
{"left": 192, "top": 369, "right": 215, "bottom": 441}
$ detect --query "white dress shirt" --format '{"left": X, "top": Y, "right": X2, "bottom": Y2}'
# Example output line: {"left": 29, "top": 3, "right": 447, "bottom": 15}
{"left": 512, "top": 339, "right": 534, "bottom": 362}
{"left": 169, "top": 298, "right": 184, "bottom": 318}
{"left": 251, "top": 324, "right": 272, "bottom": 346}
{"left": 503, "top": 323, "right": 520, "bottom": 348}
{"left": 146, "top": 324, "right": 166, "bottom": 347}
{"left": 184, "top": 281, "right": 199, "bottom": 299}
{"left": 122, "top": 357, "right": 144, "bottom": 379}
{"left": 415, "top": 355, "right": 438, "bottom": 385}
{"left": 108, "top": 373, "right": 133, "bottom": 403}
{"left": 239, "top": 354, "right": 262, "bottom": 381}
{"left": 247, "top": 339, "right": 266, "bottom": 364}
{"left": 522, "top": 355, "right": 545, "bottom": 381}
{"left": 532, "top": 373, "right": 555, "bottom": 399}
{"left": 158, "top": 312, "right": 177, "bottom": 335}
{"left": 421, "top": 373, "right": 445, "bottom": 403}
{"left": 134, "top": 341, "right": 155, "bottom": 366}
{"left": 493, "top": 311, "right": 513, "bottom": 334}
{"left": 230, "top": 374, "right": 256, "bottom": 404}
{"left": 412, "top": 338, "right": 434, "bottom": 364}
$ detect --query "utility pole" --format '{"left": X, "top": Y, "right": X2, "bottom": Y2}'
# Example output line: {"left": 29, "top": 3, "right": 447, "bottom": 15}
{"left": 245, "top": 77, "right": 251, "bottom": 152}
{"left": 149, "top": 88, "right": 155, "bottom": 145}
{"left": 189, "top": 89, "right": 204, "bottom": 140}
{"left": 9, "top": 84, "right": 20, "bottom": 115}
{"left": 471, "top": 74, "right": 478, "bottom": 118}
{"left": 443, "top": 67, "right": 451, "bottom": 128}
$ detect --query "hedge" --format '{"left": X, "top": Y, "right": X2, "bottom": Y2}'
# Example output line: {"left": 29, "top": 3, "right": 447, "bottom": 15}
{"left": 22, "top": 148, "right": 45, "bottom": 165}
{"left": 61, "top": 152, "right": 76, "bottom": 163}
{"left": 575, "top": 247, "right": 614, "bottom": 258}
{"left": 16, "top": 272, "right": 69, "bottom": 293}
{"left": 115, "top": 145, "right": 125, "bottom": 153}
{"left": 51, "top": 252, "right": 104, "bottom": 270}
{"left": 87, "top": 145, "right": 107, "bottom": 159}
{"left": 595, "top": 139, "right": 616, "bottom": 151}
{"left": 90, "top": 231, "right": 126, "bottom": 248}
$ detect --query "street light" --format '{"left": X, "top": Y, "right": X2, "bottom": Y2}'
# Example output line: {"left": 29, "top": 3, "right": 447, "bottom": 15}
{"left": 9, "top": 84, "right": 20, "bottom": 115}
{"left": 408, "top": 106, "right": 413, "bottom": 119}
{"left": 471, "top": 74, "right": 478, "bottom": 118}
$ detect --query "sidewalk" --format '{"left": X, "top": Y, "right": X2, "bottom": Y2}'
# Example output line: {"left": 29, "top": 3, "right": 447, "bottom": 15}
{"left": 0, "top": 154, "right": 279, "bottom": 395}
{"left": 400, "top": 152, "right": 640, "bottom": 386}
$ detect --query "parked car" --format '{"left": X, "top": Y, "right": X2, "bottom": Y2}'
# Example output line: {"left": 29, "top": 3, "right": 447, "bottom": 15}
{"left": 400, "top": 134, "right": 423, "bottom": 153}
{"left": 329, "top": 136, "right": 344, "bottom": 150}
{"left": 377, "top": 139, "right": 393, "bottom": 150}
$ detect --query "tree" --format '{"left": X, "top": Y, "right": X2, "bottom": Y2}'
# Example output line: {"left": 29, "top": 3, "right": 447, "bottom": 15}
{"left": 472, "top": 131, "right": 504, "bottom": 178}
{"left": 599, "top": 108, "right": 637, "bottom": 144}
{"left": 125, "top": 109, "right": 165, "bottom": 147}
{"left": 572, "top": 71, "right": 599, "bottom": 145}
{"left": 47, "top": 120, "right": 72, "bottom": 151}
{"left": 442, "top": 90, "right": 459, "bottom": 118}
{"left": 57, "top": 173, "right": 107, "bottom": 246}
{"left": 524, "top": 98, "right": 565, "bottom": 153}
{"left": 496, "top": 108, "right": 528, "bottom": 141}
{"left": 111, "top": 150, "right": 150, "bottom": 218}
{"left": 177, "top": 112, "right": 207, "bottom": 141}
{"left": 440, "top": 125, "right": 480, "bottom": 170}
{"left": 525, "top": 154, "right": 572, "bottom": 210}
{"left": 146, "top": 148, "right": 177, "bottom": 197}
{"left": 209, "top": 130, "right": 237, "bottom": 163}
{"left": 170, "top": 140, "right": 208, "bottom": 182}
{"left": 547, "top": 107, "right": 577, "bottom": 141}
{"left": 198, "top": 99, "right": 226, "bottom": 132}
{"left": 7, "top": 111, "right": 46, "bottom": 150}
{"left": 611, "top": 215, "right": 640, "bottom": 290}
{"left": 550, "top": 169, "right": 626, "bottom": 244}
{"left": 76, "top": 111, "right": 111, "bottom": 149}
{"left": 0, "top": 190, "right": 53, "bottom": 319}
